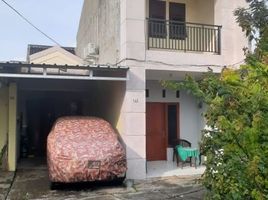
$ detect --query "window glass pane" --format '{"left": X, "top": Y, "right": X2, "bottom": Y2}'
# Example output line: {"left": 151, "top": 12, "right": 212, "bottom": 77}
{"left": 149, "top": 0, "right": 166, "bottom": 19}
{"left": 149, "top": 0, "right": 166, "bottom": 38}
{"left": 169, "top": 3, "right": 187, "bottom": 40}
{"left": 169, "top": 2, "right": 185, "bottom": 22}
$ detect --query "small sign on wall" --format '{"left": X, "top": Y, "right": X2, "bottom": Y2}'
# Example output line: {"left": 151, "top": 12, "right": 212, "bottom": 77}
{"left": 133, "top": 98, "right": 139, "bottom": 103}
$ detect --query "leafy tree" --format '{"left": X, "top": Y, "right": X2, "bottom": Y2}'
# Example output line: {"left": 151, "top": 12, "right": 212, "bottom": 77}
{"left": 163, "top": 1, "right": 268, "bottom": 199}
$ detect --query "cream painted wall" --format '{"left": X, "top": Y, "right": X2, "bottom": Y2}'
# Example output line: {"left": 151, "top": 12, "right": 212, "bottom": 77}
{"left": 0, "top": 86, "right": 8, "bottom": 153}
{"left": 8, "top": 83, "right": 17, "bottom": 171}
{"left": 144, "top": 0, "right": 247, "bottom": 72}
{"left": 77, "top": 0, "right": 247, "bottom": 68}
{"left": 119, "top": 0, "right": 247, "bottom": 73}
{"left": 146, "top": 0, "right": 214, "bottom": 24}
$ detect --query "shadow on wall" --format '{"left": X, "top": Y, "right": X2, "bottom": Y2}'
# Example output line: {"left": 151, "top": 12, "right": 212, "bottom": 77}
{"left": 91, "top": 81, "right": 126, "bottom": 127}
{"left": 94, "top": 81, "right": 128, "bottom": 153}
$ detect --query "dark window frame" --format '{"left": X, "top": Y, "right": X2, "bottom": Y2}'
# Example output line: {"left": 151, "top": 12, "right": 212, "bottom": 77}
{"left": 148, "top": 0, "right": 187, "bottom": 40}
{"left": 149, "top": 0, "right": 167, "bottom": 38}
{"left": 169, "top": 2, "right": 187, "bottom": 40}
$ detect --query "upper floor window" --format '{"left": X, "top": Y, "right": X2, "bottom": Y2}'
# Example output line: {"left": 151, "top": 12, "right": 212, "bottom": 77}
{"left": 169, "top": 2, "right": 185, "bottom": 22}
{"left": 169, "top": 2, "right": 186, "bottom": 39}
{"left": 149, "top": 0, "right": 186, "bottom": 39}
{"left": 147, "top": 0, "right": 222, "bottom": 54}
{"left": 149, "top": 0, "right": 166, "bottom": 38}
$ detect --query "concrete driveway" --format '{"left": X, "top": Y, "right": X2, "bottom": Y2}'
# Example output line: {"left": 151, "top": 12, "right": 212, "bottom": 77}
{"left": 4, "top": 159, "right": 205, "bottom": 200}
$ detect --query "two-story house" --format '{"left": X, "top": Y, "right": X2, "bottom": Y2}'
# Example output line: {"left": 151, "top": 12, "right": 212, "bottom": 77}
{"left": 76, "top": 0, "right": 248, "bottom": 179}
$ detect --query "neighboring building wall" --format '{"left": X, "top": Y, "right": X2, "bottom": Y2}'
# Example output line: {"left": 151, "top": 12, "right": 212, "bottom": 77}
{"left": 146, "top": 81, "right": 203, "bottom": 148}
{"left": 29, "top": 46, "right": 83, "bottom": 65}
{"left": 76, "top": 0, "right": 120, "bottom": 64}
{"left": 30, "top": 52, "right": 81, "bottom": 65}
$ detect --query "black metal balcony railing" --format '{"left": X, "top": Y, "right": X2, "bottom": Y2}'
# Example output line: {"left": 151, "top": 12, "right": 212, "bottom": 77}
{"left": 147, "top": 18, "right": 222, "bottom": 54}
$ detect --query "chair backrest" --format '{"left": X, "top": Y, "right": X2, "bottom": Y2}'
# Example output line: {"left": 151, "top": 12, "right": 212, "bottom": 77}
{"left": 171, "top": 139, "right": 191, "bottom": 148}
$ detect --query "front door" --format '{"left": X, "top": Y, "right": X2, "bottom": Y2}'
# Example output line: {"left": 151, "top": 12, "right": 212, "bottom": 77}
{"left": 146, "top": 103, "right": 167, "bottom": 161}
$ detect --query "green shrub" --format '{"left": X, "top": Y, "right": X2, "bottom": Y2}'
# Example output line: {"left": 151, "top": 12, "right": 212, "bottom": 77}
{"left": 163, "top": 1, "right": 268, "bottom": 198}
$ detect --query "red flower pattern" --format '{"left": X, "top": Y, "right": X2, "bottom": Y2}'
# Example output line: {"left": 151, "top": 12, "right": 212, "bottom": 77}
{"left": 47, "top": 116, "right": 127, "bottom": 183}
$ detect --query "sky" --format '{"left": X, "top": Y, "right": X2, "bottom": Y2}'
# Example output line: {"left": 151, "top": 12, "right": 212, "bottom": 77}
{"left": 0, "top": 0, "right": 84, "bottom": 61}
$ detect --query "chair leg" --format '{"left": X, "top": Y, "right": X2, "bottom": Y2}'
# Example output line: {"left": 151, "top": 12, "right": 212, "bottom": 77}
{"left": 176, "top": 153, "right": 179, "bottom": 167}
{"left": 190, "top": 157, "right": 192, "bottom": 167}
{"left": 199, "top": 154, "right": 202, "bottom": 165}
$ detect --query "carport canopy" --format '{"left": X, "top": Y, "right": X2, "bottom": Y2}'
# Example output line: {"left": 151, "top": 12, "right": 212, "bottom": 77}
{"left": 0, "top": 62, "right": 129, "bottom": 172}
{"left": 0, "top": 62, "right": 129, "bottom": 81}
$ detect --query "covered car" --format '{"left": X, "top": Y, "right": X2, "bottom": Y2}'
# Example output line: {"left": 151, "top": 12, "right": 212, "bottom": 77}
{"left": 47, "top": 116, "right": 127, "bottom": 186}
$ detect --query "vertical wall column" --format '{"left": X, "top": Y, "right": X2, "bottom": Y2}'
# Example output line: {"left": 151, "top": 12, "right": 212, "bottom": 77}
{"left": 117, "top": 66, "right": 146, "bottom": 179}
{"left": 120, "top": 0, "right": 146, "bottom": 61}
{"left": 119, "top": 0, "right": 147, "bottom": 179}
{"left": 0, "top": 86, "right": 8, "bottom": 153}
{"left": 8, "top": 83, "right": 17, "bottom": 171}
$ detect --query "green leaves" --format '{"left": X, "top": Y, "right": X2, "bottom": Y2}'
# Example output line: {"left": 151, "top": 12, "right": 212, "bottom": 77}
{"left": 163, "top": 59, "right": 268, "bottom": 200}
{"left": 161, "top": 2, "right": 268, "bottom": 198}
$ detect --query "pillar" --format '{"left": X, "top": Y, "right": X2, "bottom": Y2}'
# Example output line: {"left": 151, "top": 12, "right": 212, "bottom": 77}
{"left": 8, "top": 83, "right": 17, "bottom": 171}
{"left": 0, "top": 86, "right": 8, "bottom": 153}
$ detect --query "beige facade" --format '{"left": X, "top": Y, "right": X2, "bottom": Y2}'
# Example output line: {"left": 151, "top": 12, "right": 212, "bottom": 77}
{"left": 77, "top": 0, "right": 248, "bottom": 179}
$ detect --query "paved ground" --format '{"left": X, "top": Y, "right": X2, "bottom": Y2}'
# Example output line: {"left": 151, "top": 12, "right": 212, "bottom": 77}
{"left": 0, "top": 172, "right": 15, "bottom": 200}
{"left": 1, "top": 159, "right": 205, "bottom": 200}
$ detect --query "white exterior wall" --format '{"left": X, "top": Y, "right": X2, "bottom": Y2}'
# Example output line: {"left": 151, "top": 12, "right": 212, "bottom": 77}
{"left": 77, "top": 0, "right": 248, "bottom": 179}
{"left": 118, "top": 0, "right": 147, "bottom": 179}
{"left": 146, "top": 81, "right": 204, "bottom": 148}
{"left": 119, "top": 0, "right": 248, "bottom": 179}
{"left": 116, "top": 66, "right": 146, "bottom": 179}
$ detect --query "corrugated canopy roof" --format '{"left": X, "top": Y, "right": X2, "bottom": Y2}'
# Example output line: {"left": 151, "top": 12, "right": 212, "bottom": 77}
{"left": 0, "top": 62, "right": 129, "bottom": 81}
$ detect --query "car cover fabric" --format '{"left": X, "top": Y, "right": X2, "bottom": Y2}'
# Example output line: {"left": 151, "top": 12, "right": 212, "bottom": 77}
{"left": 47, "top": 116, "right": 127, "bottom": 183}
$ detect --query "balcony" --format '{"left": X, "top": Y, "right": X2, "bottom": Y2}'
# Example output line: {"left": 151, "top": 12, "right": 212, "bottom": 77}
{"left": 147, "top": 18, "right": 222, "bottom": 54}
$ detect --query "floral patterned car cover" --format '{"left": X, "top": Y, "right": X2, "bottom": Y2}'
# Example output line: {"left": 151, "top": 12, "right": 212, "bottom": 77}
{"left": 47, "top": 116, "right": 127, "bottom": 183}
